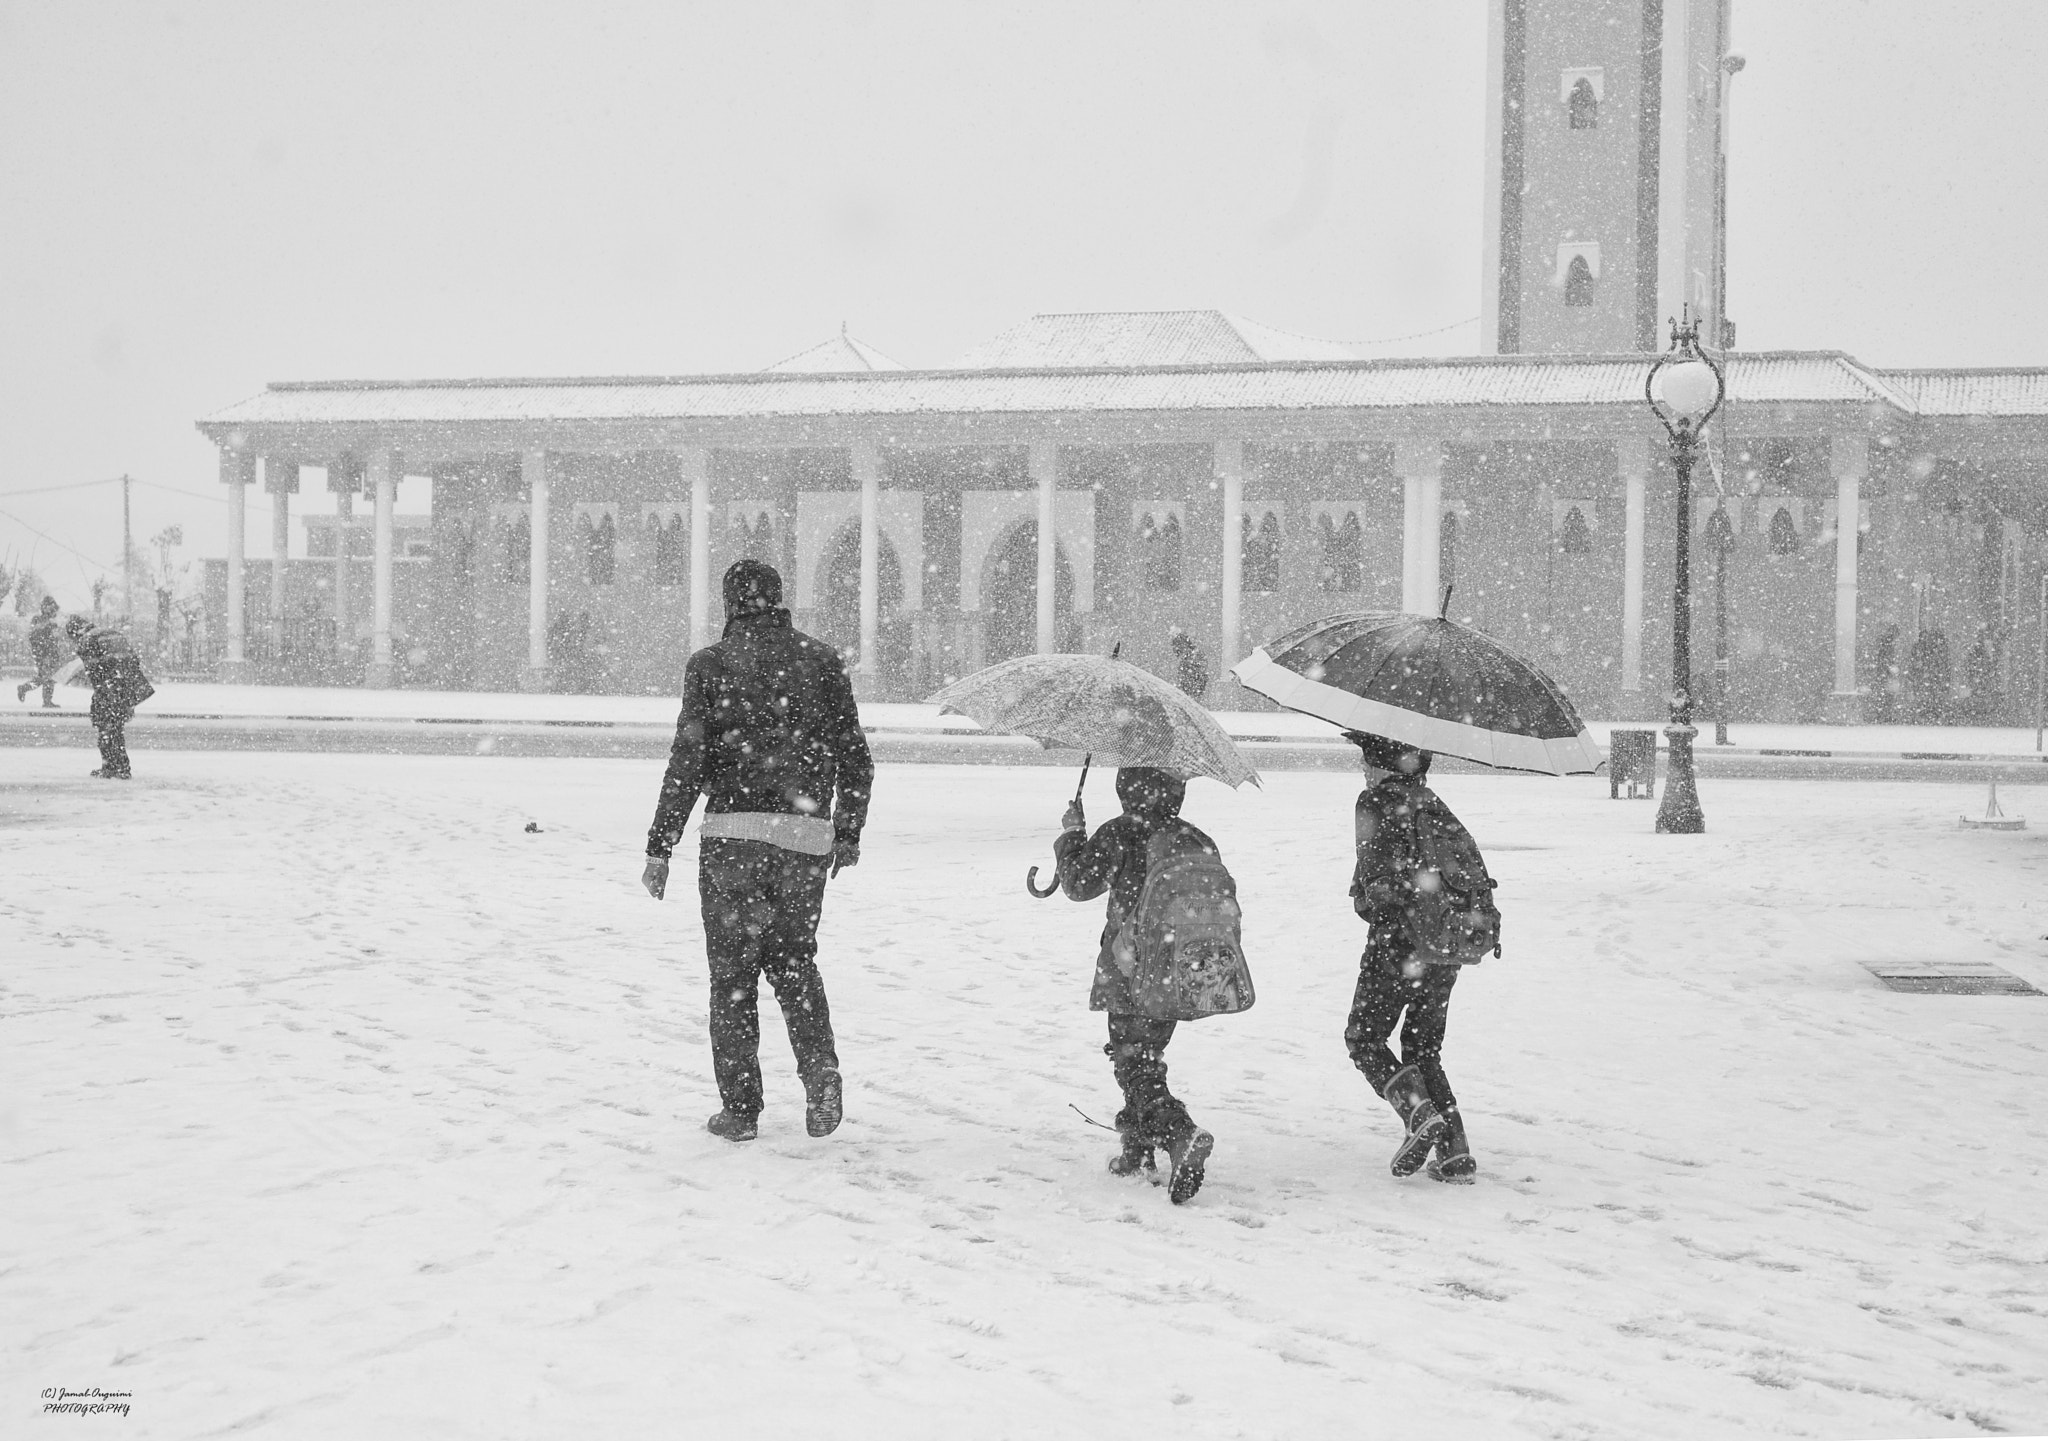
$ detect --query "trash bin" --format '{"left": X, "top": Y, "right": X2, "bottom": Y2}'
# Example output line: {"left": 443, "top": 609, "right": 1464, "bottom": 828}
{"left": 1609, "top": 729, "right": 1657, "bottom": 799}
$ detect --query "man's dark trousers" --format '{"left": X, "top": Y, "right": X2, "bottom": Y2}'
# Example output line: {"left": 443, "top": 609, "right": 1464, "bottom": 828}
{"left": 698, "top": 837, "right": 837, "bottom": 1118}
{"left": 92, "top": 705, "right": 132, "bottom": 778}
{"left": 1344, "top": 961, "right": 1459, "bottom": 1114}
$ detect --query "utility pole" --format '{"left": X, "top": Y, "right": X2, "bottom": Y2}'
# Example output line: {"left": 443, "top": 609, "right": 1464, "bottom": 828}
{"left": 121, "top": 473, "right": 133, "bottom": 628}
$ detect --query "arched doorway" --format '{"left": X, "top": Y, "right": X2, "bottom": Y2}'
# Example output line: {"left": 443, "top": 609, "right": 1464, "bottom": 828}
{"left": 983, "top": 520, "right": 1075, "bottom": 665}
{"left": 816, "top": 522, "right": 907, "bottom": 685}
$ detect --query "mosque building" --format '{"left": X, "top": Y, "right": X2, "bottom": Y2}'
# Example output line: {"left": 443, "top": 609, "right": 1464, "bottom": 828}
{"left": 200, "top": 0, "right": 2047, "bottom": 724}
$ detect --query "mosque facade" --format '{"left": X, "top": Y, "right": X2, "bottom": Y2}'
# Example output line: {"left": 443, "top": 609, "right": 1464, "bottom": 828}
{"left": 199, "top": 1, "right": 2048, "bottom": 725}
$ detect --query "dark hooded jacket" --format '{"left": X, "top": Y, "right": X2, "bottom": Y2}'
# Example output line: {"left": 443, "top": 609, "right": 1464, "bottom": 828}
{"left": 1053, "top": 768, "right": 1216, "bottom": 1013}
{"left": 28, "top": 610, "right": 64, "bottom": 670}
{"left": 645, "top": 608, "right": 873, "bottom": 860}
{"left": 73, "top": 624, "right": 152, "bottom": 722}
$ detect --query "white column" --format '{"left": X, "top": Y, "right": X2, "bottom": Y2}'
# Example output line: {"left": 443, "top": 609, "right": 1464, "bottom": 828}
{"left": 367, "top": 451, "right": 397, "bottom": 688}
{"left": 266, "top": 459, "right": 296, "bottom": 658}
{"left": 854, "top": 440, "right": 882, "bottom": 693}
{"left": 1032, "top": 440, "right": 1057, "bottom": 654}
{"left": 524, "top": 448, "right": 550, "bottom": 690}
{"left": 1397, "top": 441, "right": 1443, "bottom": 614}
{"left": 333, "top": 488, "right": 353, "bottom": 659}
{"left": 685, "top": 447, "right": 713, "bottom": 656}
{"left": 1620, "top": 436, "right": 1650, "bottom": 699}
{"left": 219, "top": 447, "right": 254, "bottom": 679}
{"left": 1218, "top": 437, "right": 1244, "bottom": 675}
{"left": 1828, "top": 435, "right": 1868, "bottom": 720}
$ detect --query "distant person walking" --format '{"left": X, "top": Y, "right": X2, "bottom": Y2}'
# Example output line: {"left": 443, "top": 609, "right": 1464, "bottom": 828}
{"left": 1344, "top": 732, "right": 1499, "bottom": 1183}
{"left": 67, "top": 615, "right": 155, "bottom": 780}
{"left": 642, "top": 560, "right": 873, "bottom": 1143}
{"left": 16, "top": 597, "right": 65, "bottom": 707}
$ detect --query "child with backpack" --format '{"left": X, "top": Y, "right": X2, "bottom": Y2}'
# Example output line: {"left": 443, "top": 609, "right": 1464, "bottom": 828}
{"left": 1343, "top": 732, "right": 1499, "bottom": 1183}
{"left": 1054, "top": 766, "right": 1253, "bottom": 1204}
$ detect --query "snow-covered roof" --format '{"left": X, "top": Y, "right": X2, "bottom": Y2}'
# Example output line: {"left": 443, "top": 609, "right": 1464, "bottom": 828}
{"left": 762, "top": 329, "right": 905, "bottom": 373}
{"left": 954, "top": 310, "right": 1356, "bottom": 368}
{"left": 194, "top": 351, "right": 2048, "bottom": 441}
{"left": 1870, "top": 368, "right": 2048, "bottom": 416}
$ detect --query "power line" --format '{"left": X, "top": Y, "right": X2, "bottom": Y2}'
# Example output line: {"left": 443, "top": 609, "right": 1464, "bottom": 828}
{"left": 0, "top": 504, "right": 116, "bottom": 571}
{"left": 0, "top": 477, "right": 125, "bottom": 499}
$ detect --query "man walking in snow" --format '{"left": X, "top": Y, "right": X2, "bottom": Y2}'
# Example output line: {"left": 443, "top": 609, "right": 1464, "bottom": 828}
{"left": 1344, "top": 731, "right": 1488, "bottom": 1183}
{"left": 67, "top": 614, "right": 154, "bottom": 780}
{"left": 1054, "top": 766, "right": 1219, "bottom": 1204}
{"left": 16, "top": 596, "right": 65, "bottom": 707}
{"left": 642, "top": 559, "right": 873, "bottom": 1143}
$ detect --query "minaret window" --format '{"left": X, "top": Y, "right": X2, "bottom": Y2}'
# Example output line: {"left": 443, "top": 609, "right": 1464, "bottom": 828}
{"left": 1568, "top": 77, "right": 1598, "bottom": 129}
{"left": 1564, "top": 255, "right": 1595, "bottom": 307}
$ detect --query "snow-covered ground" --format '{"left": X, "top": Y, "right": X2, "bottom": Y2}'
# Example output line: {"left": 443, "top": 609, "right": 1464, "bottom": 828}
{"left": 17, "top": 679, "right": 2048, "bottom": 757}
{"left": 5, "top": 752, "right": 2047, "bottom": 1439}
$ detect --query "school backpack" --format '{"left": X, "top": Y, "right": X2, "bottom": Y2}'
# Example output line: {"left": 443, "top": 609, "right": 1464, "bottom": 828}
{"left": 1111, "top": 821, "right": 1256, "bottom": 1021}
{"left": 1398, "top": 788, "right": 1502, "bottom": 966}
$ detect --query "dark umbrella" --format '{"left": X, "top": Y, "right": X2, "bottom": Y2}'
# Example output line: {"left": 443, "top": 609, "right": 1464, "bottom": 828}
{"left": 1231, "top": 610, "right": 1600, "bottom": 775}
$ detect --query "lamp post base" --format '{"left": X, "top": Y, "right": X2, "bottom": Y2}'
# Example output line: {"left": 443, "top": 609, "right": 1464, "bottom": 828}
{"left": 1822, "top": 690, "right": 1864, "bottom": 725}
{"left": 1656, "top": 725, "right": 1706, "bottom": 833}
{"left": 519, "top": 663, "right": 552, "bottom": 694}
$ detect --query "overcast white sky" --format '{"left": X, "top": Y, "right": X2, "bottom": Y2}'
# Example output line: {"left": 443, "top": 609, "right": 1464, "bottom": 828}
{"left": 4, "top": 0, "right": 2047, "bottom": 608}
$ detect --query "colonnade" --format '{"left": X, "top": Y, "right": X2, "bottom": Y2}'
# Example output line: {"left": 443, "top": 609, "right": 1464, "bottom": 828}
{"left": 211, "top": 432, "right": 1874, "bottom": 715}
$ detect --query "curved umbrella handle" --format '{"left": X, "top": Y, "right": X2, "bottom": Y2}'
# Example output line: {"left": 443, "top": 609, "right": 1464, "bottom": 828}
{"left": 1025, "top": 863, "right": 1061, "bottom": 899}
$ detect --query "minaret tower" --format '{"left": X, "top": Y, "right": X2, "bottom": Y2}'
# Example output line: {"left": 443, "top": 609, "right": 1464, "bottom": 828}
{"left": 1481, "top": 0, "right": 1734, "bottom": 355}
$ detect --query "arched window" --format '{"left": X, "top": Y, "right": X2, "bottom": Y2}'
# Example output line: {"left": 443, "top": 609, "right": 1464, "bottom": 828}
{"left": 1319, "top": 510, "right": 1363, "bottom": 592}
{"left": 1768, "top": 507, "right": 1800, "bottom": 556}
{"left": 581, "top": 512, "right": 616, "bottom": 586}
{"left": 1703, "top": 505, "right": 1735, "bottom": 556}
{"left": 1140, "top": 511, "right": 1182, "bottom": 593}
{"left": 1560, "top": 505, "right": 1593, "bottom": 555}
{"left": 651, "top": 513, "right": 687, "bottom": 587}
{"left": 1439, "top": 510, "right": 1459, "bottom": 590}
{"left": 503, "top": 511, "right": 530, "bottom": 584}
{"left": 1243, "top": 511, "right": 1281, "bottom": 593}
{"left": 1568, "top": 77, "right": 1598, "bottom": 129}
{"left": 737, "top": 510, "right": 776, "bottom": 564}
{"left": 1564, "top": 255, "right": 1595, "bottom": 307}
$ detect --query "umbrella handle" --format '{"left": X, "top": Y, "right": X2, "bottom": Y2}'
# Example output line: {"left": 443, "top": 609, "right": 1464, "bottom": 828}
{"left": 1025, "top": 864, "right": 1061, "bottom": 899}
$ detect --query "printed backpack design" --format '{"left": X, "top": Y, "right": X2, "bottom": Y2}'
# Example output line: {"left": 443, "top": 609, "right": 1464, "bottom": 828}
{"left": 1403, "top": 791, "right": 1503, "bottom": 966}
{"left": 1112, "top": 823, "right": 1256, "bottom": 1020}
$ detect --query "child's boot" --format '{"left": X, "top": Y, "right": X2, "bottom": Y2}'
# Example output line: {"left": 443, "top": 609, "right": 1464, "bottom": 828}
{"left": 1108, "top": 1106, "right": 1155, "bottom": 1176}
{"left": 1164, "top": 1122, "right": 1214, "bottom": 1205}
{"left": 1381, "top": 1065, "right": 1446, "bottom": 1177}
{"left": 1428, "top": 1107, "right": 1476, "bottom": 1183}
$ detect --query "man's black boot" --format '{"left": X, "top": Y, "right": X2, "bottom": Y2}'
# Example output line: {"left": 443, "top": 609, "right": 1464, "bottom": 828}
{"left": 705, "top": 1110, "right": 758, "bottom": 1142}
{"left": 1381, "top": 1065, "right": 1447, "bottom": 1177}
{"left": 803, "top": 1068, "right": 843, "bottom": 1138}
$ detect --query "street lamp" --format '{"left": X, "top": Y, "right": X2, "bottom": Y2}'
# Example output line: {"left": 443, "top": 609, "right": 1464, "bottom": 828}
{"left": 1644, "top": 308, "right": 1727, "bottom": 834}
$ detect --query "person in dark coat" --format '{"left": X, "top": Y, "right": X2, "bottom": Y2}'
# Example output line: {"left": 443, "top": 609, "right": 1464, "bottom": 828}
{"left": 1054, "top": 766, "right": 1216, "bottom": 1204}
{"left": 17, "top": 596, "right": 65, "bottom": 707}
{"left": 642, "top": 560, "right": 873, "bottom": 1143}
{"left": 67, "top": 615, "right": 153, "bottom": 780}
{"left": 1345, "top": 731, "right": 1477, "bottom": 1183}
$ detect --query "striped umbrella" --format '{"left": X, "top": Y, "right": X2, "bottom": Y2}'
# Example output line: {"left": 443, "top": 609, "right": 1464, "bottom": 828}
{"left": 928, "top": 653, "right": 1259, "bottom": 788}
{"left": 1231, "top": 612, "right": 1600, "bottom": 775}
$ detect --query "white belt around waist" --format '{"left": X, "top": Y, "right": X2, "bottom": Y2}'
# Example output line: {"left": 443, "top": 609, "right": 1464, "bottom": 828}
{"left": 698, "top": 810, "right": 836, "bottom": 856}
